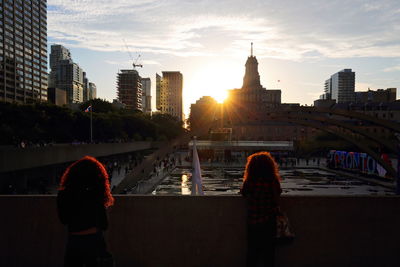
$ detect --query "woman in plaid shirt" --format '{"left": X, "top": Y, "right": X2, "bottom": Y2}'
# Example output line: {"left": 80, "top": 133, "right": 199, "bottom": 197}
{"left": 241, "top": 152, "right": 282, "bottom": 267}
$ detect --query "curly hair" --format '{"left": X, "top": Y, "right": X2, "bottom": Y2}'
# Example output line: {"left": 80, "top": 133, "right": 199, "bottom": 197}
{"left": 243, "top": 151, "right": 280, "bottom": 184}
{"left": 59, "top": 156, "right": 114, "bottom": 207}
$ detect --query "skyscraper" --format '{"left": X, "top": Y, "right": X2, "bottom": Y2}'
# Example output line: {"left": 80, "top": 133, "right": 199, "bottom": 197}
{"left": 89, "top": 82, "right": 96, "bottom": 100}
{"left": 156, "top": 73, "right": 161, "bottom": 110}
{"left": 49, "top": 44, "right": 71, "bottom": 88}
{"left": 1, "top": 0, "right": 48, "bottom": 103}
{"left": 320, "top": 78, "right": 332, "bottom": 100}
{"left": 117, "top": 69, "right": 142, "bottom": 111}
{"left": 156, "top": 71, "right": 183, "bottom": 121}
{"left": 49, "top": 44, "right": 95, "bottom": 104}
{"left": 141, "top": 77, "right": 151, "bottom": 114}
{"left": 55, "top": 59, "right": 84, "bottom": 103}
{"left": 49, "top": 44, "right": 71, "bottom": 70}
{"left": 330, "top": 69, "right": 355, "bottom": 103}
{"left": 82, "top": 71, "right": 89, "bottom": 102}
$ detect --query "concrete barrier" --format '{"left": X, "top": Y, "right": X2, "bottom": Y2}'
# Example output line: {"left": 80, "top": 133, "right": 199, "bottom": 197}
{"left": 0, "top": 142, "right": 152, "bottom": 173}
{"left": 0, "top": 195, "right": 399, "bottom": 267}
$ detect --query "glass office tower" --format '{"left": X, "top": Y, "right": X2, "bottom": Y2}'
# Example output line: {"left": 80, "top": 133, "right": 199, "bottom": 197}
{"left": 0, "top": 0, "right": 48, "bottom": 103}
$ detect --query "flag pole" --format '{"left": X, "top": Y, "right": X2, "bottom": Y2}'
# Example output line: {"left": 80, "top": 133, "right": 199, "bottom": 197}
{"left": 90, "top": 106, "right": 93, "bottom": 143}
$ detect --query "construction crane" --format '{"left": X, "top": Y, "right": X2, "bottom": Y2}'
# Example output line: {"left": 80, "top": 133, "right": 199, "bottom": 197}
{"left": 122, "top": 39, "right": 143, "bottom": 69}
{"left": 133, "top": 54, "right": 143, "bottom": 69}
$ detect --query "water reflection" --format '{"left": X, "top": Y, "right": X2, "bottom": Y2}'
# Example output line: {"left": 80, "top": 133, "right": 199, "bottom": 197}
{"left": 153, "top": 167, "right": 394, "bottom": 196}
{"left": 181, "top": 174, "right": 191, "bottom": 195}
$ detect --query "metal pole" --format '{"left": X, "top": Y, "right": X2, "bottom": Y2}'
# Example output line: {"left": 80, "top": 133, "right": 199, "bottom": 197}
{"left": 90, "top": 107, "right": 93, "bottom": 143}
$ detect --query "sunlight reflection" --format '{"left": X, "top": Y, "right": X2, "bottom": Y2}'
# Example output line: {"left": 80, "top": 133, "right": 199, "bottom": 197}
{"left": 181, "top": 174, "right": 191, "bottom": 195}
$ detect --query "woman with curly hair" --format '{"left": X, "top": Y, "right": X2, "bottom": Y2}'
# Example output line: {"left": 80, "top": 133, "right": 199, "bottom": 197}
{"left": 57, "top": 156, "right": 114, "bottom": 267}
{"left": 241, "top": 152, "right": 282, "bottom": 267}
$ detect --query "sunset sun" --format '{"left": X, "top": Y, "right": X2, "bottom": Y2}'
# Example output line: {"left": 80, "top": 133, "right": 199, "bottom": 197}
{"left": 185, "top": 60, "right": 243, "bottom": 105}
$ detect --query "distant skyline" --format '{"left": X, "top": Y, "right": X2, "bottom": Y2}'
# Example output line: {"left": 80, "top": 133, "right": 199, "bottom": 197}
{"left": 48, "top": 0, "right": 400, "bottom": 117}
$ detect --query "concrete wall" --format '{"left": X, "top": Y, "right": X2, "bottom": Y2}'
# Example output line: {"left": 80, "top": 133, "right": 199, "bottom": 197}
{"left": 0, "top": 142, "right": 152, "bottom": 173}
{"left": 0, "top": 195, "right": 399, "bottom": 267}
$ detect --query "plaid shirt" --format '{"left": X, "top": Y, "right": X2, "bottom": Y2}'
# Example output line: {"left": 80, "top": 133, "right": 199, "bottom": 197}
{"left": 241, "top": 179, "right": 282, "bottom": 224}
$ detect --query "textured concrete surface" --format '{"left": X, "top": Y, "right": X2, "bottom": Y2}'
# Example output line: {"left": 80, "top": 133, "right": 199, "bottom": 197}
{"left": 0, "top": 195, "right": 399, "bottom": 267}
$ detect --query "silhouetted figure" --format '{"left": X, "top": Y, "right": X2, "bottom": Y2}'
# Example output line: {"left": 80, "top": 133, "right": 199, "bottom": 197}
{"left": 241, "top": 152, "right": 282, "bottom": 267}
{"left": 57, "top": 156, "right": 114, "bottom": 267}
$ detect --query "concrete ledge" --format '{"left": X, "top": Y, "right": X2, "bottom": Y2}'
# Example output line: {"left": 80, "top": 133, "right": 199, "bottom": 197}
{"left": 0, "top": 142, "right": 152, "bottom": 173}
{"left": 0, "top": 195, "right": 399, "bottom": 267}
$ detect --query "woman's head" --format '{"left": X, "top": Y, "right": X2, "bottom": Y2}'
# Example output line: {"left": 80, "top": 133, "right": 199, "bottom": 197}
{"left": 59, "top": 156, "right": 114, "bottom": 207}
{"left": 243, "top": 151, "right": 280, "bottom": 183}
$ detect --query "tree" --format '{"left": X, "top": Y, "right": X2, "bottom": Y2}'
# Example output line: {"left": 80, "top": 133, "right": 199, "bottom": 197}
{"left": 80, "top": 98, "right": 115, "bottom": 113}
{"left": 0, "top": 101, "right": 185, "bottom": 145}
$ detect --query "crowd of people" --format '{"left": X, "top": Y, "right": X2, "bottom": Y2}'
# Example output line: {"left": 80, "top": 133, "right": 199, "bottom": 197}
{"left": 8, "top": 138, "right": 150, "bottom": 149}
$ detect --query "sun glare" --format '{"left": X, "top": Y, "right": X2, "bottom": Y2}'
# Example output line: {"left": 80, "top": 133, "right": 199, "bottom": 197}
{"left": 185, "top": 60, "right": 242, "bottom": 106}
{"left": 213, "top": 89, "right": 228, "bottom": 103}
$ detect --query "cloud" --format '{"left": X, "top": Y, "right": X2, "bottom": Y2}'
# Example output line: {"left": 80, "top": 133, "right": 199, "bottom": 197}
{"left": 104, "top": 60, "right": 130, "bottom": 65}
{"left": 48, "top": 0, "right": 400, "bottom": 61}
{"left": 363, "top": 3, "right": 385, "bottom": 11}
{"left": 142, "top": 60, "right": 162, "bottom": 66}
{"left": 383, "top": 65, "right": 400, "bottom": 72}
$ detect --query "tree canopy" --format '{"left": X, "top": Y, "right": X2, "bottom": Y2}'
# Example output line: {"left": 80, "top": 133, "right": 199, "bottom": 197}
{"left": 0, "top": 100, "right": 184, "bottom": 145}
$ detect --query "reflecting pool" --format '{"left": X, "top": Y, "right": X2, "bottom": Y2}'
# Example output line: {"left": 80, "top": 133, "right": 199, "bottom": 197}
{"left": 152, "top": 167, "right": 394, "bottom": 195}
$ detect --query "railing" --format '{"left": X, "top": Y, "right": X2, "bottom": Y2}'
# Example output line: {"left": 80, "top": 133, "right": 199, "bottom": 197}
{"left": 0, "top": 141, "right": 153, "bottom": 173}
{"left": 1, "top": 195, "right": 399, "bottom": 267}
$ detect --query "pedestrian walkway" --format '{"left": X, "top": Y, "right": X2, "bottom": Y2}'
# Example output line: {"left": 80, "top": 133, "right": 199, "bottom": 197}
{"left": 110, "top": 163, "right": 131, "bottom": 188}
{"left": 129, "top": 152, "right": 181, "bottom": 194}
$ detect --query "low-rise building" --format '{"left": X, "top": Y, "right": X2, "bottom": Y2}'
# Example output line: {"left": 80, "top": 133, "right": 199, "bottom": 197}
{"left": 355, "top": 88, "right": 396, "bottom": 103}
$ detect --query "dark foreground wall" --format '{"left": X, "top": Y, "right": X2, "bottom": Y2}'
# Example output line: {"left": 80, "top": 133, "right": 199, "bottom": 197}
{"left": 0, "top": 142, "right": 152, "bottom": 173}
{"left": 0, "top": 195, "right": 399, "bottom": 267}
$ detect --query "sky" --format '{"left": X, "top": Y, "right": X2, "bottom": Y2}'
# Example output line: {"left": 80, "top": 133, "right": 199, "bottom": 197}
{"left": 47, "top": 0, "right": 400, "bottom": 117}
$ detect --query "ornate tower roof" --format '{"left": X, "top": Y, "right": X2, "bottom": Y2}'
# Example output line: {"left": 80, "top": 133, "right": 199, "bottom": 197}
{"left": 242, "top": 42, "right": 262, "bottom": 90}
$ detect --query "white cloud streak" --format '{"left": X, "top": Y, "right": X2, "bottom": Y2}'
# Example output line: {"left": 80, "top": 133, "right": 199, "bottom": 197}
{"left": 48, "top": 0, "right": 400, "bottom": 61}
{"left": 384, "top": 65, "right": 400, "bottom": 72}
